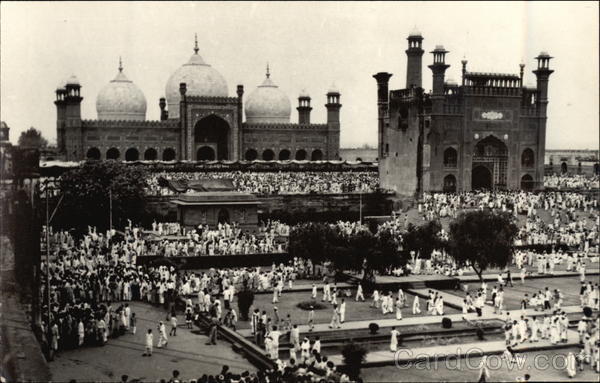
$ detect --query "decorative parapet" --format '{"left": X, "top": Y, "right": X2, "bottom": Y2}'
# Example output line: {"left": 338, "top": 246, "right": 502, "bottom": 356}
{"left": 242, "top": 123, "right": 329, "bottom": 131}
{"left": 81, "top": 119, "right": 178, "bottom": 129}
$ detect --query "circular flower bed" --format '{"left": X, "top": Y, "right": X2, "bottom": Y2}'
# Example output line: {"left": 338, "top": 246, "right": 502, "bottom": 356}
{"left": 296, "top": 300, "right": 328, "bottom": 310}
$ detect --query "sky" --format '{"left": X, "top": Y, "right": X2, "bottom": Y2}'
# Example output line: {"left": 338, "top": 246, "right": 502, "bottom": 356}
{"left": 1, "top": 1, "right": 598, "bottom": 149}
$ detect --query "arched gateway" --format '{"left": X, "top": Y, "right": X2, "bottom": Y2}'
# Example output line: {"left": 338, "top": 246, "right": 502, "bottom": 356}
{"left": 472, "top": 135, "right": 508, "bottom": 190}
{"left": 194, "top": 115, "right": 229, "bottom": 160}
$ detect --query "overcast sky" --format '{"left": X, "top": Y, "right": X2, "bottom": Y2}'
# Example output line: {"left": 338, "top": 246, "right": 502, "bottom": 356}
{"left": 1, "top": 1, "right": 598, "bottom": 149}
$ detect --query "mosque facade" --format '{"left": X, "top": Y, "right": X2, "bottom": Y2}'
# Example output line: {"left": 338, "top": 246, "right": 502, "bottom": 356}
{"left": 55, "top": 38, "right": 341, "bottom": 162}
{"left": 375, "top": 30, "right": 553, "bottom": 196}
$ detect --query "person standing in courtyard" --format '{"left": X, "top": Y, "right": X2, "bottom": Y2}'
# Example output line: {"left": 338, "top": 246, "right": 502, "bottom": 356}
{"left": 339, "top": 299, "right": 346, "bottom": 323}
{"left": 307, "top": 305, "right": 315, "bottom": 331}
{"left": 390, "top": 326, "right": 399, "bottom": 352}
{"left": 356, "top": 283, "right": 365, "bottom": 301}
{"left": 566, "top": 351, "right": 577, "bottom": 378}
{"left": 169, "top": 312, "right": 178, "bottom": 336}
{"left": 477, "top": 355, "right": 490, "bottom": 382}
{"left": 157, "top": 321, "right": 168, "bottom": 348}
{"left": 395, "top": 297, "right": 403, "bottom": 320}
{"left": 130, "top": 312, "right": 137, "bottom": 335}
{"left": 413, "top": 295, "right": 421, "bottom": 314}
{"left": 144, "top": 329, "right": 153, "bottom": 356}
{"left": 329, "top": 304, "right": 341, "bottom": 329}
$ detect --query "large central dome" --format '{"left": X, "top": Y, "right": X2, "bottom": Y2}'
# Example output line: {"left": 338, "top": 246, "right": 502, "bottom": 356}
{"left": 244, "top": 66, "right": 291, "bottom": 124}
{"left": 165, "top": 38, "right": 228, "bottom": 119}
{"left": 96, "top": 59, "right": 147, "bottom": 121}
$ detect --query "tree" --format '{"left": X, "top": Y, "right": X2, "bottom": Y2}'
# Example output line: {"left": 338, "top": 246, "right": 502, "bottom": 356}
{"left": 18, "top": 127, "right": 48, "bottom": 148}
{"left": 341, "top": 340, "right": 368, "bottom": 380}
{"left": 448, "top": 210, "right": 518, "bottom": 281}
{"left": 55, "top": 161, "right": 148, "bottom": 233}
{"left": 237, "top": 281, "right": 255, "bottom": 321}
{"left": 289, "top": 222, "right": 336, "bottom": 267}
{"left": 402, "top": 220, "right": 445, "bottom": 259}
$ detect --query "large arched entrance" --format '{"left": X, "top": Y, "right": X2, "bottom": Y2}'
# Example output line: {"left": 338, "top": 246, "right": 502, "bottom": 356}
{"left": 194, "top": 115, "right": 229, "bottom": 160}
{"left": 197, "top": 146, "right": 216, "bottom": 161}
{"left": 561, "top": 162, "right": 568, "bottom": 174}
{"left": 472, "top": 135, "right": 508, "bottom": 190}
{"left": 472, "top": 165, "right": 492, "bottom": 190}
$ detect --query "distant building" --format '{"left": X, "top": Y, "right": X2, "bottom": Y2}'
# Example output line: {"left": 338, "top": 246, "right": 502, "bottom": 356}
{"left": 545, "top": 149, "right": 599, "bottom": 175}
{"left": 375, "top": 29, "right": 553, "bottom": 196}
{"left": 0, "top": 121, "right": 13, "bottom": 179}
{"left": 339, "top": 148, "right": 378, "bottom": 162}
{"left": 55, "top": 37, "right": 340, "bottom": 162}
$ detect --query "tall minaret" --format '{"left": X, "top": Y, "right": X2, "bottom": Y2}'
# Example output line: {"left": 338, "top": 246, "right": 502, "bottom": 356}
{"left": 406, "top": 28, "right": 424, "bottom": 89}
{"left": 533, "top": 51, "right": 554, "bottom": 190}
{"left": 533, "top": 51, "right": 554, "bottom": 118}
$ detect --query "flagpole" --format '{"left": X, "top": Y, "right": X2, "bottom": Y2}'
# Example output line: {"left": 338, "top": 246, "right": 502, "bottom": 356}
{"left": 109, "top": 188, "right": 113, "bottom": 232}
{"left": 45, "top": 182, "right": 51, "bottom": 357}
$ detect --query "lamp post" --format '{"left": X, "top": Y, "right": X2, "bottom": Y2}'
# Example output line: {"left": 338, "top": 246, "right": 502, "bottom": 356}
{"left": 109, "top": 187, "right": 113, "bottom": 232}
{"left": 359, "top": 189, "right": 363, "bottom": 225}
{"left": 43, "top": 180, "right": 63, "bottom": 358}
{"left": 44, "top": 184, "right": 51, "bottom": 353}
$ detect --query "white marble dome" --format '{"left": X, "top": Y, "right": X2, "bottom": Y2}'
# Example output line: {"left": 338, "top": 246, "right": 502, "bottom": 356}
{"left": 245, "top": 69, "right": 291, "bottom": 124}
{"left": 96, "top": 62, "right": 147, "bottom": 121}
{"left": 165, "top": 43, "right": 228, "bottom": 119}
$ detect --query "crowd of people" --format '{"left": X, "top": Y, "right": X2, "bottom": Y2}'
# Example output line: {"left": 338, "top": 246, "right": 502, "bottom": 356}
{"left": 145, "top": 171, "right": 380, "bottom": 196}
{"left": 40, "top": 225, "right": 181, "bottom": 355}
{"left": 143, "top": 221, "right": 289, "bottom": 257}
{"left": 415, "top": 191, "right": 599, "bottom": 251}
{"left": 544, "top": 174, "right": 600, "bottom": 190}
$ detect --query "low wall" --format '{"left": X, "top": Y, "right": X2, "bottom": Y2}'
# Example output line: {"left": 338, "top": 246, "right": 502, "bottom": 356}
{"left": 146, "top": 192, "right": 395, "bottom": 224}
{"left": 137, "top": 253, "right": 293, "bottom": 269}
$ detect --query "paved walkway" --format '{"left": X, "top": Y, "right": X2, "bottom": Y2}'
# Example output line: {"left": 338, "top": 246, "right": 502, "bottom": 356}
{"left": 408, "top": 288, "right": 496, "bottom": 316}
{"left": 0, "top": 236, "right": 51, "bottom": 382}
{"left": 237, "top": 304, "right": 592, "bottom": 339}
{"left": 328, "top": 328, "right": 581, "bottom": 366}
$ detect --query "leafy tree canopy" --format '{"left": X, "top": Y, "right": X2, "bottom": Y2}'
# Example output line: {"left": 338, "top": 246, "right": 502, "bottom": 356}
{"left": 54, "top": 161, "right": 148, "bottom": 233}
{"left": 402, "top": 220, "right": 444, "bottom": 259}
{"left": 18, "top": 127, "right": 48, "bottom": 148}
{"left": 448, "top": 210, "right": 518, "bottom": 281}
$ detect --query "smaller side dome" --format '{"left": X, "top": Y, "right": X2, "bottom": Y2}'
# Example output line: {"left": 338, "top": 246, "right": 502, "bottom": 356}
{"left": 96, "top": 58, "right": 147, "bottom": 121}
{"left": 244, "top": 65, "right": 291, "bottom": 124}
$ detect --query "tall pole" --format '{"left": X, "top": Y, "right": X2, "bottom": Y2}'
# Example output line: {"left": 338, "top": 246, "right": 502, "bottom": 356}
{"left": 45, "top": 183, "right": 51, "bottom": 349}
{"left": 359, "top": 190, "right": 363, "bottom": 225}
{"left": 109, "top": 188, "right": 113, "bottom": 232}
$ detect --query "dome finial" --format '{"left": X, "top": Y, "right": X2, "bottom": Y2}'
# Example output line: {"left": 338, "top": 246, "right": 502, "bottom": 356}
{"left": 266, "top": 62, "right": 270, "bottom": 78}
{"left": 118, "top": 56, "right": 123, "bottom": 73}
{"left": 194, "top": 33, "right": 199, "bottom": 54}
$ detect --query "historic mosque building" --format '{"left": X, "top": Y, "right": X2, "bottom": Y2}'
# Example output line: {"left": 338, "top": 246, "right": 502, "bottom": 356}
{"left": 55, "top": 37, "right": 341, "bottom": 162}
{"left": 375, "top": 29, "right": 553, "bottom": 196}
